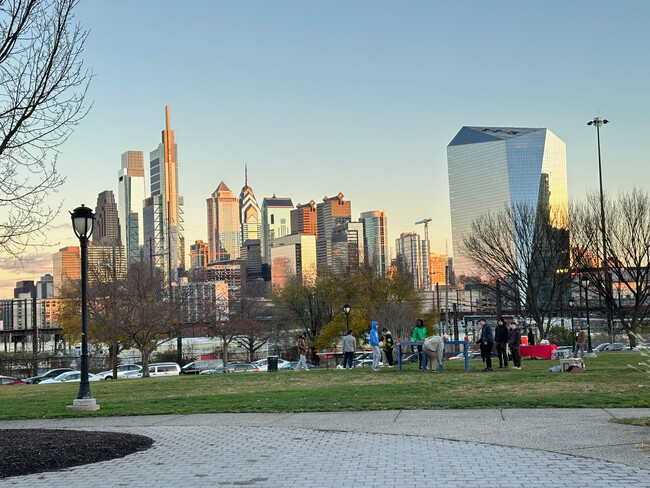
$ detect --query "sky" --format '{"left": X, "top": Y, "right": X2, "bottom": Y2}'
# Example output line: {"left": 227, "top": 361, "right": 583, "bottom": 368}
{"left": 2, "top": 0, "right": 650, "bottom": 296}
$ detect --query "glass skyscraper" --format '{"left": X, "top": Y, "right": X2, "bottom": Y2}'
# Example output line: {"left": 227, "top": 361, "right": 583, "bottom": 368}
{"left": 447, "top": 126, "right": 568, "bottom": 277}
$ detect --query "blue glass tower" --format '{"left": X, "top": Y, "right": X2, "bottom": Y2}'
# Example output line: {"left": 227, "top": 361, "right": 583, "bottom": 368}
{"left": 447, "top": 126, "right": 568, "bottom": 278}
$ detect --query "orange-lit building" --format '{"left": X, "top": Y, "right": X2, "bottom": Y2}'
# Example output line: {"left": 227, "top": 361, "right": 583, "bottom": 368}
{"left": 291, "top": 200, "right": 318, "bottom": 236}
{"left": 316, "top": 193, "right": 351, "bottom": 274}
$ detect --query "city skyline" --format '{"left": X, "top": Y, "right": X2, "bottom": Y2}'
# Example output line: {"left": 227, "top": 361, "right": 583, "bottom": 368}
{"left": 1, "top": 0, "right": 649, "bottom": 295}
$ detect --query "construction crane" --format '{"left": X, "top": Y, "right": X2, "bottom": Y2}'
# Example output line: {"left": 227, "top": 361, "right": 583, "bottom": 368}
{"left": 415, "top": 218, "right": 432, "bottom": 241}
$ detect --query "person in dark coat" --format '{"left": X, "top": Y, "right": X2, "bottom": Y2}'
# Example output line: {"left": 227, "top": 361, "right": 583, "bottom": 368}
{"left": 527, "top": 328, "right": 535, "bottom": 346}
{"left": 509, "top": 322, "right": 522, "bottom": 369}
{"left": 494, "top": 318, "right": 509, "bottom": 369}
{"left": 477, "top": 318, "right": 493, "bottom": 372}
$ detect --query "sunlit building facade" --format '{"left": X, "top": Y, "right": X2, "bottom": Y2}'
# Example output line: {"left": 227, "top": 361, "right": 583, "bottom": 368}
{"left": 261, "top": 196, "right": 293, "bottom": 264}
{"left": 270, "top": 234, "right": 317, "bottom": 287}
{"left": 316, "top": 193, "right": 351, "bottom": 275}
{"left": 118, "top": 150, "right": 146, "bottom": 264}
{"left": 207, "top": 181, "right": 241, "bottom": 262}
{"left": 360, "top": 210, "right": 388, "bottom": 276}
{"left": 239, "top": 167, "right": 261, "bottom": 243}
{"left": 447, "top": 126, "right": 568, "bottom": 277}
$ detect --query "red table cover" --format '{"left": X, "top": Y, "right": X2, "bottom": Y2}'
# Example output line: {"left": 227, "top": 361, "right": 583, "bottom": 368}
{"left": 519, "top": 344, "right": 558, "bottom": 359}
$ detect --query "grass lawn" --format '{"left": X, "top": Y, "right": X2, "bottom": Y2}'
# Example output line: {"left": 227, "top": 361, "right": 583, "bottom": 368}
{"left": 1, "top": 351, "right": 648, "bottom": 421}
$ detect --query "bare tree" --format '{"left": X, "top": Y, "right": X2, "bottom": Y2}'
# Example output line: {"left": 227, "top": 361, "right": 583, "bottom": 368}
{"left": 0, "top": 0, "right": 91, "bottom": 257}
{"left": 572, "top": 189, "right": 650, "bottom": 347}
{"left": 461, "top": 202, "right": 571, "bottom": 339}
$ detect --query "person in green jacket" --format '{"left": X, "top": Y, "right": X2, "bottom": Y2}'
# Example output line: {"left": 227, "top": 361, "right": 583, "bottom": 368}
{"left": 412, "top": 319, "right": 427, "bottom": 370}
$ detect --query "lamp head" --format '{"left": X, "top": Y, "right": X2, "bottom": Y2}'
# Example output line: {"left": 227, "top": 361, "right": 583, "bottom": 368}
{"left": 568, "top": 297, "right": 575, "bottom": 309}
{"left": 580, "top": 275, "right": 590, "bottom": 289}
{"left": 343, "top": 303, "right": 351, "bottom": 315}
{"left": 70, "top": 204, "right": 95, "bottom": 240}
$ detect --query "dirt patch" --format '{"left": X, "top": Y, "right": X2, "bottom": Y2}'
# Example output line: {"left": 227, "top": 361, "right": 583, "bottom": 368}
{"left": 0, "top": 429, "right": 153, "bottom": 479}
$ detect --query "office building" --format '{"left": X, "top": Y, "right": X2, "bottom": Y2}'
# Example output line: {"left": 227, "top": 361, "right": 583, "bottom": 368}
{"left": 316, "top": 193, "right": 351, "bottom": 275}
{"left": 241, "top": 239, "right": 262, "bottom": 281}
{"left": 207, "top": 181, "right": 241, "bottom": 262}
{"left": 447, "top": 126, "right": 568, "bottom": 277}
{"left": 396, "top": 232, "right": 423, "bottom": 289}
{"left": 36, "top": 274, "right": 54, "bottom": 299}
{"left": 13, "top": 280, "right": 36, "bottom": 299}
{"left": 189, "top": 240, "right": 209, "bottom": 270}
{"left": 239, "top": 166, "right": 261, "bottom": 243}
{"left": 172, "top": 278, "right": 228, "bottom": 324}
{"left": 360, "top": 210, "right": 388, "bottom": 276}
{"left": 261, "top": 195, "right": 293, "bottom": 264}
{"left": 270, "top": 234, "right": 317, "bottom": 287}
{"left": 52, "top": 246, "right": 80, "bottom": 294}
{"left": 94, "top": 190, "right": 121, "bottom": 246}
{"left": 331, "top": 221, "right": 364, "bottom": 274}
{"left": 118, "top": 150, "right": 146, "bottom": 264}
{"left": 291, "top": 200, "right": 317, "bottom": 236}
{"left": 144, "top": 106, "right": 185, "bottom": 283}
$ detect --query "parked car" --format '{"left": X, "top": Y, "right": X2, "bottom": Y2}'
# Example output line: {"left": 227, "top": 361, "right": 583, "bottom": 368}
{"left": 121, "top": 362, "right": 182, "bottom": 379}
{"left": 603, "top": 343, "right": 625, "bottom": 351}
{"left": 199, "top": 362, "right": 259, "bottom": 374}
{"left": 635, "top": 343, "right": 649, "bottom": 350}
{"left": 96, "top": 364, "right": 142, "bottom": 380}
{"left": 181, "top": 359, "right": 223, "bottom": 375}
{"left": 594, "top": 343, "right": 610, "bottom": 352}
{"left": 40, "top": 371, "right": 102, "bottom": 384}
{"left": 449, "top": 352, "right": 481, "bottom": 360}
{"left": 24, "top": 368, "right": 74, "bottom": 384}
{"left": 279, "top": 361, "right": 319, "bottom": 370}
{"left": 0, "top": 375, "right": 26, "bottom": 386}
{"left": 253, "top": 358, "right": 290, "bottom": 371}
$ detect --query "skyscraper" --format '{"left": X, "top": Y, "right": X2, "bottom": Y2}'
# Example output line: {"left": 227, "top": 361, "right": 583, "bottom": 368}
{"left": 291, "top": 200, "right": 317, "bottom": 236}
{"left": 447, "top": 126, "right": 568, "bottom": 277}
{"left": 360, "top": 210, "right": 388, "bottom": 276}
{"left": 144, "top": 106, "right": 185, "bottom": 282}
{"left": 331, "top": 221, "right": 364, "bottom": 274}
{"left": 396, "top": 232, "right": 423, "bottom": 289}
{"left": 239, "top": 166, "right": 261, "bottom": 243}
{"left": 261, "top": 195, "right": 293, "bottom": 264}
{"left": 118, "top": 150, "right": 146, "bottom": 264}
{"left": 270, "top": 234, "right": 317, "bottom": 287}
{"left": 316, "top": 193, "right": 351, "bottom": 275}
{"left": 207, "top": 181, "right": 240, "bottom": 262}
{"left": 93, "top": 190, "right": 121, "bottom": 246}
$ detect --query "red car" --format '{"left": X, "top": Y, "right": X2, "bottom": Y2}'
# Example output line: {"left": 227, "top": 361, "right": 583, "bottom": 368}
{"left": 0, "top": 375, "right": 26, "bottom": 386}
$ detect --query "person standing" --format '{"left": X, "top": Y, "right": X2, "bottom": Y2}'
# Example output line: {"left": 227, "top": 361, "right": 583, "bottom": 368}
{"left": 508, "top": 322, "right": 522, "bottom": 369}
{"left": 412, "top": 319, "right": 427, "bottom": 369}
{"left": 423, "top": 334, "right": 448, "bottom": 373}
{"left": 575, "top": 325, "right": 586, "bottom": 358}
{"left": 478, "top": 318, "right": 494, "bottom": 372}
{"left": 296, "top": 333, "right": 309, "bottom": 371}
{"left": 382, "top": 328, "right": 394, "bottom": 367}
{"left": 370, "top": 321, "right": 381, "bottom": 372}
{"left": 527, "top": 328, "right": 535, "bottom": 346}
{"left": 494, "top": 318, "right": 509, "bottom": 369}
{"left": 342, "top": 330, "right": 356, "bottom": 369}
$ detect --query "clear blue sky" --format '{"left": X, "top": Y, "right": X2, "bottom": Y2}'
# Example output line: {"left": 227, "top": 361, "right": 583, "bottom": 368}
{"left": 2, "top": 0, "right": 649, "bottom": 295}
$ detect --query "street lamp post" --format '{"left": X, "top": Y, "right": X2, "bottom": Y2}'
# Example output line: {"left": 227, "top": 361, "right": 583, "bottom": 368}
{"left": 580, "top": 275, "right": 593, "bottom": 355}
{"left": 343, "top": 304, "right": 351, "bottom": 331}
{"left": 568, "top": 297, "right": 575, "bottom": 355}
{"left": 587, "top": 116, "right": 612, "bottom": 342}
{"left": 67, "top": 204, "right": 100, "bottom": 412}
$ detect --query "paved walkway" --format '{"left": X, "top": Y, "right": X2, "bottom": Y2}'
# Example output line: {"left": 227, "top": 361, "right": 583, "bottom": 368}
{"left": 2, "top": 409, "right": 650, "bottom": 487}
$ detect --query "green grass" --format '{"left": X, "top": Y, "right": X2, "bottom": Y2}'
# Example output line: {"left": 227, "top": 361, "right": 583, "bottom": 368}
{"left": 1, "top": 352, "right": 649, "bottom": 420}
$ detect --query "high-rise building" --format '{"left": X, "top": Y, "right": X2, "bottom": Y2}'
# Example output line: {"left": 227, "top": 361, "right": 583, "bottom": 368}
{"left": 241, "top": 239, "right": 262, "bottom": 281}
{"left": 316, "top": 193, "right": 351, "bottom": 275}
{"left": 144, "top": 106, "right": 185, "bottom": 283}
{"left": 52, "top": 246, "right": 80, "bottom": 294}
{"left": 36, "top": 274, "right": 54, "bottom": 299}
{"left": 189, "top": 240, "right": 209, "bottom": 270}
{"left": 290, "top": 200, "right": 317, "bottom": 236}
{"left": 331, "top": 221, "right": 364, "bottom": 274}
{"left": 396, "top": 232, "right": 423, "bottom": 289}
{"left": 118, "top": 150, "right": 146, "bottom": 264}
{"left": 94, "top": 190, "right": 121, "bottom": 246}
{"left": 270, "top": 234, "right": 317, "bottom": 287}
{"left": 360, "top": 210, "right": 388, "bottom": 276}
{"left": 261, "top": 195, "right": 293, "bottom": 264}
{"left": 447, "top": 126, "right": 568, "bottom": 277}
{"left": 13, "top": 280, "right": 36, "bottom": 299}
{"left": 429, "top": 253, "right": 449, "bottom": 286}
{"left": 239, "top": 166, "right": 261, "bottom": 243}
{"left": 207, "top": 181, "right": 240, "bottom": 262}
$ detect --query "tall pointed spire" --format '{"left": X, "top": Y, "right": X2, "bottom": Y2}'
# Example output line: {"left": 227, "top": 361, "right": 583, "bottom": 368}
{"left": 245, "top": 164, "right": 248, "bottom": 187}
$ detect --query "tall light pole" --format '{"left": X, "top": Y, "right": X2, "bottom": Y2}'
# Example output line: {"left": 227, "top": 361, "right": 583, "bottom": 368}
{"left": 587, "top": 116, "right": 612, "bottom": 342}
{"left": 568, "top": 297, "right": 575, "bottom": 355}
{"left": 580, "top": 275, "right": 593, "bottom": 355}
{"left": 343, "top": 303, "right": 351, "bottom": 331}
{"left": 67, "top": 204, "right": 100, "bottom": 412}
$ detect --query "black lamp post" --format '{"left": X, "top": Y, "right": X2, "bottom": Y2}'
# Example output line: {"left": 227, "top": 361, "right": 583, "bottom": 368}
{"left": 587, "top": 116, "right": 612, "bottom": 342}
{"left": 568, "top": 297, "right": 575, "bottom": 355}
{"left": 67, "top": 204, "right": 99, "bottom": 412}
{"left": 580, "top": 275, "right": 593, "bottom": 354}
{"left": 343, "top": 304, "right": 351, "bottom": 331}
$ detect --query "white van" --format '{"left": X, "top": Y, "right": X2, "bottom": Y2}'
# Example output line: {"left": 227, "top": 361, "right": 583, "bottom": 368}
{"left": 148, "top": 362, "right": 181, "bottom": 377}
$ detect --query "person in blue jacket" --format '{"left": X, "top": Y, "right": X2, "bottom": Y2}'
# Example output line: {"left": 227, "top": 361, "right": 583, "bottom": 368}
{"left": 370, "top": 321, "right": 381, "bottom": 372}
